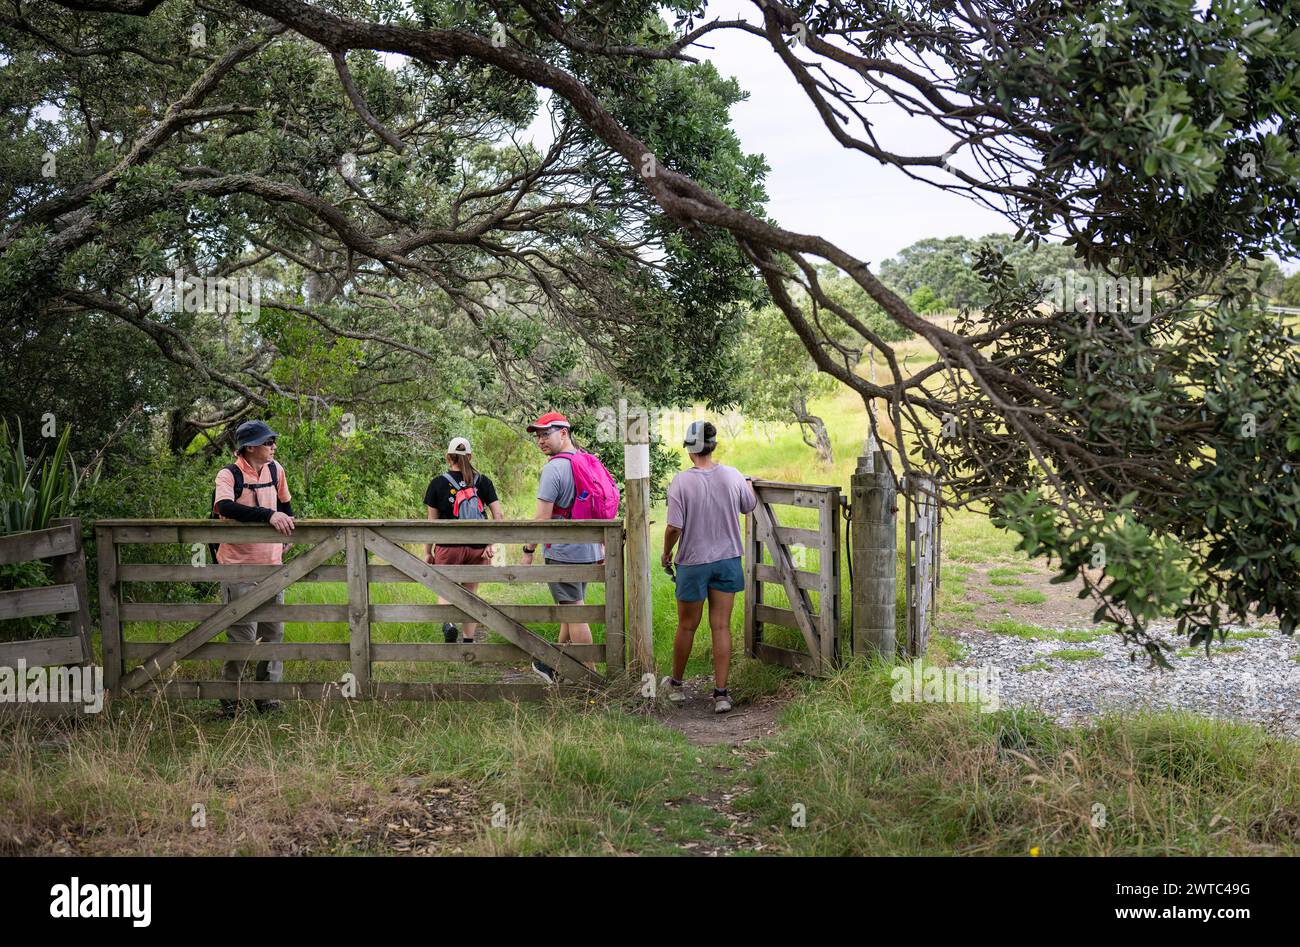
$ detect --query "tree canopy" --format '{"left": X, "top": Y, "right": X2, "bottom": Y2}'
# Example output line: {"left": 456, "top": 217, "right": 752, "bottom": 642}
{"left": 5, "top": 0, "right": 1300, "bottom": 650}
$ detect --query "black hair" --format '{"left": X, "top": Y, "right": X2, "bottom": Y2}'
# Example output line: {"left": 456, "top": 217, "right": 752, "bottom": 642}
{"left": 692, "top": 421, "right": 718, "bottom": 456}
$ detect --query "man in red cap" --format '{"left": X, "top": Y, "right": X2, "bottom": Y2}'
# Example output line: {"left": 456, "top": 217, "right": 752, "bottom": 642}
{"left": 522, "top": 412, "right": 603, "bottom": 683}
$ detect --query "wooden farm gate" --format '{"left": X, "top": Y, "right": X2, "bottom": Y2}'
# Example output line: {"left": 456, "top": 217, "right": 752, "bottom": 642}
{"left": 0, "top": 517, "right": 93, "bottom": 670}
{"left": 903, "top": 473, "right": 940, "bottom": 659}
{"left": 96, "top": 519, "right": 625, "bottom": 702}
{"left": 743, "top": 481, "right": 841, "bottom": 676}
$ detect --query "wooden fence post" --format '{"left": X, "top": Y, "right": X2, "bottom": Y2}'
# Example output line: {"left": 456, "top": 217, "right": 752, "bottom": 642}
{"left": 95, "top": 524, "right": 123, "bottom": 693}
{"left": 50, "top": 517, "right": 93, "bottom": 665}
{"left": 623, "top": 408, "right": 655, "bottom": 677}
{"left": 850, "top": 448, "right": 897, "bottom": 657}
{"left": 345, "top": 527, "right": 371, "bottom": 694}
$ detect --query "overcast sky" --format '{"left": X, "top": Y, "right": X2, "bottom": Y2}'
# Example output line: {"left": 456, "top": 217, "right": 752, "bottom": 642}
{"left": 522, "top": 3, "right": 1297, "bottom": 274}
{"left": 691, "top": 2, "right": 1020, "bottom": 268}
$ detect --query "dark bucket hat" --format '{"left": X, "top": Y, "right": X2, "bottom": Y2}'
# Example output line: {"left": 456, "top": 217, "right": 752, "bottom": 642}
{"left": 234, "top": 419, "right": 278, "bottom": 450}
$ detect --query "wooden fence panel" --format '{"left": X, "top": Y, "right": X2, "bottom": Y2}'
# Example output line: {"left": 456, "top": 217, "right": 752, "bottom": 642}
{"left": 105, "top": 518, "right": 625, "bottom": 701}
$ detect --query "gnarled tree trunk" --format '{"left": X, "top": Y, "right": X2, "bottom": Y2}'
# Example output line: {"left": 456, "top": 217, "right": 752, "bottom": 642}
{"left": 792, "top": 394, "right": 833, "bottom": 466}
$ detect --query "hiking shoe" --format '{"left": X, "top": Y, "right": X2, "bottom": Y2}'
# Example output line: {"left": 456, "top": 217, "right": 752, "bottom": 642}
{"left": 255, "top": 699, "right": 283, "bottom": 715}
{"left": 215, "top": 699, "right": 240, "bottom": 720}
{"left": 713, "top": 689, "right": 732, "bottom": 714}
{"left": 531, "top": 659, "right": 559, "bottom": 685}
{"left": 442, "top": 622, "right": 459, "bottom": 644}
{"left": 660, "top": 676, "right": 686, "bottom": 705}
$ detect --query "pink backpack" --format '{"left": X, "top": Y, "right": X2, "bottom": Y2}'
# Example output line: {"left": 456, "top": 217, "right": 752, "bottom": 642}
{"left": 549, "top": 451, "right": 620, "bottom": 519}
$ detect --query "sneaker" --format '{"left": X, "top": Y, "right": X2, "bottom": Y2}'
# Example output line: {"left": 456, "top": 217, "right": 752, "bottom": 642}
{"left": 531, "top": 659, "right": 559, "bottom": 685}
{"left": 442, "top": 622, "right": 459, "bottom": 644}
{"left": 660, "top": 676, "right": 686, "bottom": 705}
{"left": 255, "top": 699, "right": 283, "bottom": 715}
{"left": 713, "top": 689, "right": 732, "bottom": 714}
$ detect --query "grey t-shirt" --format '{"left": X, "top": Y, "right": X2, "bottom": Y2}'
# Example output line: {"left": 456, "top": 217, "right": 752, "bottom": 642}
{"left": 666, "top": 463, "right": 757, "bottom": 565}
{"left": 537, "top": 452, "right": 604, "bottom": 563}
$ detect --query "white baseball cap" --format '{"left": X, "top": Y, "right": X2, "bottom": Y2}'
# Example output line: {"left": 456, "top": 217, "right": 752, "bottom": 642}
{"left": 447, "top": 436, "right": 472, "bottom": 455}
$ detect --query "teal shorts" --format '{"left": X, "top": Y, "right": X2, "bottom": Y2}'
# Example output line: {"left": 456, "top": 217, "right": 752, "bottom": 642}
{"left": 674, "top": 557, "right": 744, "bottom": 601}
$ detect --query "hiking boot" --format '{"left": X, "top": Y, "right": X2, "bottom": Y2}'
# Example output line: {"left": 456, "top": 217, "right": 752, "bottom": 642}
{"left": 255, "top": 699, "right": 284, "bottom": 715}
{"left": 214, "top": 699, "right": 252, "bottom": 720}
{"left": 713, "top": 689, "right": 732, "bottom": 714}
{"left": 531, "top": 659, "right": 559, "bottom": 685}
{"left": 660, "top": 676, "right": 686, "bottom": 705}
{"left": 442, "top": 622, "right": 459, "bottom": 644}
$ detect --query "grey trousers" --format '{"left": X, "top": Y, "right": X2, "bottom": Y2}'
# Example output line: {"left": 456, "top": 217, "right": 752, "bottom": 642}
{"left": 220, "top": 581, "right": 285, "bottom": 685}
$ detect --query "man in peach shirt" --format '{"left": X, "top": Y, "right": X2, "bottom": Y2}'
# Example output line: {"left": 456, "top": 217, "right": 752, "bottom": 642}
{"left": 212, "top": 420, "right": 295, "bottom": 716}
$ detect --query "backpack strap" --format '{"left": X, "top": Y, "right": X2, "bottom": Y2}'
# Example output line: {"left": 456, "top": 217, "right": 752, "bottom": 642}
{"left": 442, "top": 470, "right": 480, "bottom": 489}
{"left": 227, "top": 464, "right": 245, "bottom": 497}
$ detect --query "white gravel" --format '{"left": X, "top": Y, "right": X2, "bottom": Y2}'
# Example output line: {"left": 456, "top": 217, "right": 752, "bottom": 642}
{"left": 949, "top": 623, "right": 1300, "bottom": 739}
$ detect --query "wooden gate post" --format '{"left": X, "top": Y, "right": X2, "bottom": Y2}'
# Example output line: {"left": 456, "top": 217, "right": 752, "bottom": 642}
{"left": 850, "top": 448, "right": 897, "bottom": 657}
{"left": 623, "top": 408, "right": 655, "bottom": 677}
{"left": 50, "top": 517, "right": 93, "bottom": 665}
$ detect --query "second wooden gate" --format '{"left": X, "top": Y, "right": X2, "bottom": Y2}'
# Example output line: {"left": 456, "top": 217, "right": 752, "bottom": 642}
{"left": 743, "top": 481, "right": 841, "bottom": 676}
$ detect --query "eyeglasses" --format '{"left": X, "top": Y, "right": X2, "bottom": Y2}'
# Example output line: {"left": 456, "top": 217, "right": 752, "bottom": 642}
{"left": 534, "top": 428, "right": 560, "bottom": 440}
{"left": 262, "top": 438, "right": 277, "bottom": 446}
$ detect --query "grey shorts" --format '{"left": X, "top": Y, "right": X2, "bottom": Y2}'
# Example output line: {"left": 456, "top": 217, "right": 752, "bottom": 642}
{"left": 545, "top": 556, "right": 591, "bottom": 604}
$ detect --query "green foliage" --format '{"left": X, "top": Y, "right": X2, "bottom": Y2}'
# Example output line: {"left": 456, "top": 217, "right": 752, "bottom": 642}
{"left": 0, "top": 419, "right": 79, "bottom": 534}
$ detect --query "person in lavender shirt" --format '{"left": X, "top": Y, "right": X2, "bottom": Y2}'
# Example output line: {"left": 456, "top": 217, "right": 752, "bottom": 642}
{"left": 660, "top": 421, "right": 757, "bottom": 713}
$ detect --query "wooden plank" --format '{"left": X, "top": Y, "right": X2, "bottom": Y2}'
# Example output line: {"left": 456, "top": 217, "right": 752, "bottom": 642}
{"left": 0, "top": 524, "right": 78, "bottom": 565}
{"left": 120, "top": 602, "right": 605, "bottom": 624}
{"left": 754, "top": 603, "right": 813, "bottom": 632}
{"left": 743, "top": 511, "right": 758, "bottom": 659}
{"left": 753, "top": 484, "right": 831, "bottom": 509}
{"left": 771, "top": 526, "right": 825, "bottom": 550}
{"left": 371, "top": 603, "right": 604, "bottom": 623}
{"left": 124, "top": 642, "right": 349, "bottom": 661}
{"left": 49, "top": 518, "right": 93, "bottom": 665}
{"left": 0, "top": 635, "right": 85, "bottom": 668}
{"left": 118, "top": 532, "right": 345, "bottom": 692}
{"left": 150, "top": 680, "right": 558, "bottom": 702}
{"left": 110, "top": 523, "right": 607, "bottom": 544}
{"left": 371, "top": 642, "right": 604, "bottom": 663}
{"left": 603, "top": 525, "right": 624, "bottom": 676}
{"left": 750, "top": 501, "right": 822, "bottom": 670}
{"left": 345, "top": 528, "right": 371, "bottom": 692}
{"left": 818, "top": 490, "right": 838, "bottom": 672}
{"left": 117, "top": 562, "right": 604, "bottom": 584}
{"left": 121, "top": 603, "right": 349, "bottom": 623}
{"left": 754, "top": 643, "right": 817, "bottom": 675}
{"left": 0, "top": 584, "right": 79, "bottom": 620}
{"left": 754, "top": 563, "right": 820, "bottom": 590}
{"left": 749, "top": 480, "right": 841, "bottom": 494}
{"left": 97, "top": 518, "right": 617, "bottom": 527}
{"left": 95, "top": 526, "right": 122, "bottom": 693}
{"left": 363, "top": 530, "right": 603, "bottom": 686}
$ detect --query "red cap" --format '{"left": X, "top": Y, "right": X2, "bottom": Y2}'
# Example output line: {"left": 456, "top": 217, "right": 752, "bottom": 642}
{"left": 526, "top": 411, "right": 571, "bottom": 432}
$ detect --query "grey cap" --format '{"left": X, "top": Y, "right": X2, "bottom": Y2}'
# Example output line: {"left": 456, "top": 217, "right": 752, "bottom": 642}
{"left": 684, "top": 420, "right": 717, "bottom": 453}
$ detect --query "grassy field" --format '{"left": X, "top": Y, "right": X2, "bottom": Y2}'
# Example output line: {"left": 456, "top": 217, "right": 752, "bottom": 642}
{"left": 3, "top": 347, "right": 1298, "bottom": 855}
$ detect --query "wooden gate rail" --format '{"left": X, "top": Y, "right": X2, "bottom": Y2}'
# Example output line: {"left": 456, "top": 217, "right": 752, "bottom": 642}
{"left": 742, "top": 482, "right": 841, "bottom": 676}
{"left": 96, "top": 519, "right": 625, "bottom": 701}
{"left": 0, "top": 517, "right": 92, "bottom": 669}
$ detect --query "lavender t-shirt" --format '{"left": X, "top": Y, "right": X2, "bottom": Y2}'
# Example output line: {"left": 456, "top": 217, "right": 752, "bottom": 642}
{"left": 666, "top": 464, "right": 757, "bottom": 566}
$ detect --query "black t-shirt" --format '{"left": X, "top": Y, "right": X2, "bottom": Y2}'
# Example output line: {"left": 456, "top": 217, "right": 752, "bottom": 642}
{"left": 422, "top": 470, "right": 499, "bottom": 549}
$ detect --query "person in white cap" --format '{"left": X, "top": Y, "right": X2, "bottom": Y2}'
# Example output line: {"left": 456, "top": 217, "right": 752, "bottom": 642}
{"left": 422, "top": 436, "right": 504, "bottom": 643}
{"left": 660, "top": 420, "right": 757, "bottom": 713}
